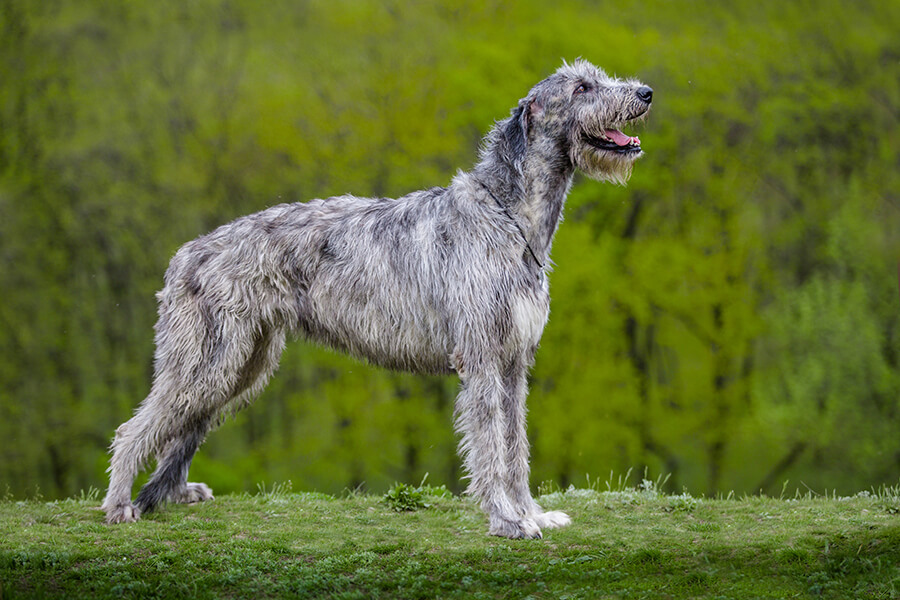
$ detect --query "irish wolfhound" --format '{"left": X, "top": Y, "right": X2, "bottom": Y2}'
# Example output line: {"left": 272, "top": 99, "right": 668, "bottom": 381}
{"left": 102, "top": 59, "right": 652, "bottom": 538}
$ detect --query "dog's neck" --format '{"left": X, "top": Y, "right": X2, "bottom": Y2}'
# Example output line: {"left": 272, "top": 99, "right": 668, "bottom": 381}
{"left": 473, "top": 125, "right": 575, "bottom": 267}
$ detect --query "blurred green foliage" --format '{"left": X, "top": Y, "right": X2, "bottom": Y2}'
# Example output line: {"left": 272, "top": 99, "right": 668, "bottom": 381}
{"left": 1, "top": 0, "right": 898, "bottom": 500}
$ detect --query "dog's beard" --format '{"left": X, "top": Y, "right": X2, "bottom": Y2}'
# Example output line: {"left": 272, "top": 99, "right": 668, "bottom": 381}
{"left": 572, "top": 140, "right": 640, "bottom": 185}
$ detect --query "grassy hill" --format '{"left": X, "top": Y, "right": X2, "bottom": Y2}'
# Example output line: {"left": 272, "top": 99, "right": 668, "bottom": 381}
{"left": 2, "top": 482, "right": 899, "bottom": 599}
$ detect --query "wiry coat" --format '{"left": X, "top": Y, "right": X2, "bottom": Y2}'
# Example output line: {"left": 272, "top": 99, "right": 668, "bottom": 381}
{"left": 103, "top": 59, "right": 652, "bottom": 539}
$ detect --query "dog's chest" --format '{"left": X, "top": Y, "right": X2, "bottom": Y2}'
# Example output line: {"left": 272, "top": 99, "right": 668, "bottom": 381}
{"left": 510, "top": 282, "right": 550, "bottom": 350}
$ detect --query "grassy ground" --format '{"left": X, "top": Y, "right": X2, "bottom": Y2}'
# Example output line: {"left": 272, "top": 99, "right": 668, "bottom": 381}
{"left": 2, "top": 481, "right": 900, "bottom": 599}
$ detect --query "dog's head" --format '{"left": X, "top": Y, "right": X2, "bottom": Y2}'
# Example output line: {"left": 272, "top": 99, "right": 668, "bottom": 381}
{"left": 513, "top": 59, "right": 652, "bottom": 185}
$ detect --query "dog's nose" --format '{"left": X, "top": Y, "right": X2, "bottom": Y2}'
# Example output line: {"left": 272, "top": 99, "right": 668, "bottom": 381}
{"left": 636, "top": 86, "right": 653, "bottom": 104}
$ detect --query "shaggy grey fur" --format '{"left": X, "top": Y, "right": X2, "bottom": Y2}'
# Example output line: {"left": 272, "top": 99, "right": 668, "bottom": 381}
{"left": 102, "top": 59, "right": 652, "bottom": 539}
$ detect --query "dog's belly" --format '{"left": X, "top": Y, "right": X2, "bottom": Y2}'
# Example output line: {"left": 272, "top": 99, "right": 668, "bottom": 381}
{"left": 300, "top": 287, "right": 454, "bottom": 375}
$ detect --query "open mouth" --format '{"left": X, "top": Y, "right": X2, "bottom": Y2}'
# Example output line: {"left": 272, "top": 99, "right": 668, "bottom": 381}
{"left": 584, "top": 128, "right": 642, "bottom": 154}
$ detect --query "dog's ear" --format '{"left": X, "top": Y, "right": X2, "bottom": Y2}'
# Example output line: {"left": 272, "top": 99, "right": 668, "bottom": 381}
{"left": 506, "top": 97, "right": 541, "bottom": 158}
{"left": 522, "top": 96, "right": 543, "bottom": 129}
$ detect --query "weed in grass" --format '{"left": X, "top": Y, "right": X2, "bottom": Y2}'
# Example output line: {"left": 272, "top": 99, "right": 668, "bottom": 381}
{"left": 536, "top": 480, "right": 561, "bottom": 497}
{"left": 423, "top": 485, "right": 453, "bottom": 499}
{"left": 73, "top": 487, "right": 101, "bottom": 503}
{"left": 30, "top": 485, "right": 43, "bottom": 502}
{"left": 665, "top": 491, "right": 700, "bottom": 512}
{"left": 256, "top": 480, "right": 293, "bottom": 500}
{"left": 605, "top": 467, "right": 636, "bottom": 492}
{"left": 383, "top": 474, "right": 454, "bottom": 512}
{"left": 875, "top": 484, "right": 900, "bottom": 515}
{"left": 383, "top": 482, "right": 428, "bottom": 512}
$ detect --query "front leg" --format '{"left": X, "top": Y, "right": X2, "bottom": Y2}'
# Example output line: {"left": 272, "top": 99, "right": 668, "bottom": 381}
{"left": 454, "top": 362, "right": 542, "bottom": 539}
{"left": 503, "top": 358, "right": 571, "bottom": 531}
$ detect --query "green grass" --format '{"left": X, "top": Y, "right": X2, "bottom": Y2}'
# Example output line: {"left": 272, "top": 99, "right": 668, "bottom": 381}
{"left": 2, "top": 482, "right": 900, "bottom": 599}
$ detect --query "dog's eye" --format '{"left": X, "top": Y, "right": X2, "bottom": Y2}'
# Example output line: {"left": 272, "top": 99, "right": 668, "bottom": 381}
{"left": 574, "top": 83, "right": 589, "bottom": 95}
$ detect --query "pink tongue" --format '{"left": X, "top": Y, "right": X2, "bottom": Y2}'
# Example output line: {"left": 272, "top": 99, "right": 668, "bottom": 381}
{"left": 605, "top": 129, "right": 639, "bottom": 146}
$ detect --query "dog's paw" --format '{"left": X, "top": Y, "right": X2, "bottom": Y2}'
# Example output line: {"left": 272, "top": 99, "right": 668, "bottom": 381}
{"left": 171, "top": 482, "right": 214, "bottom": 504}
{"left": 489, "top": 516, "right": 543, "bottom": 539}
{"left": 104, "top": 502, "right": 141, "bottom": 524}
{"left": 532, "top": 510, "right": 571, "bottom": 529}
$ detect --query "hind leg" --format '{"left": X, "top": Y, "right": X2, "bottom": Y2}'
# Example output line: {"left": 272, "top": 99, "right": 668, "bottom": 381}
{"left": 102, "top": 397, "right": 169, "bottom": 523}
{"left": 134, "top": 420, "right": 213, "bottom": 513}
{"left": 158, "top": 427, "right": 216, "bottom": 505}
{"left": 103, "top": 376, "right": 219, "bottom": 523}
{"left": 132, "top": 326, "right": 286, "bottom": 515}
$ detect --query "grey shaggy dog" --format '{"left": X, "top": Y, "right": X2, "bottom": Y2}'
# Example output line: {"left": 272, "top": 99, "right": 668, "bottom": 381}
{"left": 102, "top": 59, "right": 652, "bottom": 539}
